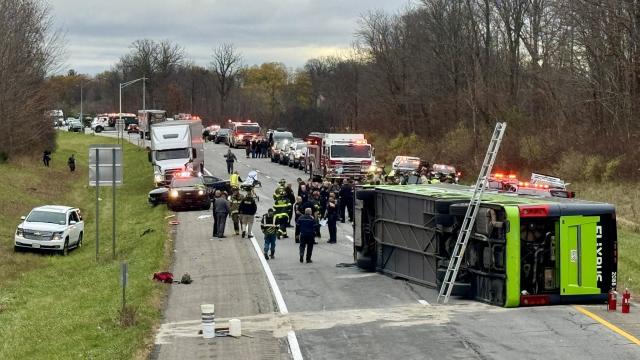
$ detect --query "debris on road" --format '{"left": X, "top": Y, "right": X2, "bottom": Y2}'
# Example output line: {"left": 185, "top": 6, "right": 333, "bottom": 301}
{"left": 153, "top": 272, "right": 174, "bottom": 284}
{"left": 197, "top": 214, "right": 212, "bottom": 219}
{"left": 169, "top": 220, "right": 180, "bottom": 225}
{"left": 164, "top": 214, "right": 176, "bottom": 219}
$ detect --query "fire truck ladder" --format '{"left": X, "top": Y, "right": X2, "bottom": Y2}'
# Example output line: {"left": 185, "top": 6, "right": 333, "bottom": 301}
{"left": 437, "top": 122, "right": 507, "bottom": 304}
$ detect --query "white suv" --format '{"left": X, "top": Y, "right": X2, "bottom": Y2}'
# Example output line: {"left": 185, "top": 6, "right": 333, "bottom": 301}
{"left": 14, "top": 205, "right": 84, "bottom": 255}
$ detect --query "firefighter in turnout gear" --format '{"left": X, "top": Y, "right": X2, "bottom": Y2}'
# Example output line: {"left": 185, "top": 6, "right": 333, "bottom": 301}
{"left": 229, "top": 188, "right": 244, "bottom": 235}
{"left": 273, "top": 179, "right": 291, "bottom": 238}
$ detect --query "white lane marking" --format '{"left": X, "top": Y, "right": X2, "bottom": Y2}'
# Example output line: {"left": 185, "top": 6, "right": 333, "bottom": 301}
{"left": 265, "top": 175, "right": 271, "bottom": 179}
{"left": 418, "top": 299, "right": 431, "bottom": 306}
{"left": 345, "top": 235, "right": 354, "bottom": 243}
{"left": 287, "top": 330, "right": 304, "bottom": 360}
{"left": 249, "top": 236, "right": 303, "bottom": 359}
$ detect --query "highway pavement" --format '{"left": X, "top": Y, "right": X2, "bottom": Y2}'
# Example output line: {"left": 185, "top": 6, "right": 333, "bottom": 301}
{"left": 84, "top": 128, "right": 640, "bottom": 359}
{"left": 145, "top": 141, "right": 640, "bottom": 360}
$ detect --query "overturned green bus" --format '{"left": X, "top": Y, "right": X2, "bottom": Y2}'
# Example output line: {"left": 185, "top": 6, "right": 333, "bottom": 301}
{"left": 354, "top": 184, "right": 617, "bottom": 307}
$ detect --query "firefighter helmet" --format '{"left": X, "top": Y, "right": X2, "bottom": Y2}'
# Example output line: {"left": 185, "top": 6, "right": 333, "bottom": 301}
{"left": 278, "top": 178, "right": 286, "bottom": 186}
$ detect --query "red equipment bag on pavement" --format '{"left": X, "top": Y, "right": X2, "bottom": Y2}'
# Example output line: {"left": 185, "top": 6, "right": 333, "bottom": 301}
{"left": 153, "top": 272, "right": 174, "bottom": 284}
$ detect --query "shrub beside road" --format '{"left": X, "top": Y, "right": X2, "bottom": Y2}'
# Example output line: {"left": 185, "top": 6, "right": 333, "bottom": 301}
{"left": 0, "top": 131, "right": 170, "bottom": 359}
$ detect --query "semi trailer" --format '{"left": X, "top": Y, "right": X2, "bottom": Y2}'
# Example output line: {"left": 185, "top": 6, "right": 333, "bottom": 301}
{"left": 353, "top": 183, "right": 617, "bottom": 307}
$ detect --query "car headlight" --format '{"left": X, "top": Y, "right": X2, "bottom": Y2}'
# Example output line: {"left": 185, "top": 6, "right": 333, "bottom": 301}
{"left": 170, "top": 190, "right": 179, "bottom": 198}
{"left": 154, "top": 174, "right": 163, "bottom": 183}
{"left": 52, "top": 231, "right": 63, "bottom": 241}
{"left": 198, "top": 190, "right": 204, "bottom": 196}
{"left": 16, "top": 227, "right": 23, "bottom": 236}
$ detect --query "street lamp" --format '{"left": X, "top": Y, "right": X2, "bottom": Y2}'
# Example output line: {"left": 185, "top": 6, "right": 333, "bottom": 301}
{"left": 119, "top": 77, "right": 146, "bottom": 144}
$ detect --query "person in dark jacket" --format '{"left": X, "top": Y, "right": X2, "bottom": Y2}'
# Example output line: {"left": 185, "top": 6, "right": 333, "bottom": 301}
{"left": 224, "top": 150, "right": 237, "bottom": 174}
{"left": 211, "top": 190, "right": 221, "bottom": 236}
{"left": 297, "top": 208, "right": 319, "bottom": 263}
{"left": 324, "top": 194, "right": 339, "bottom": 244}
{"left": 214, "top": 193, "right": 230, "bottom": 237}
{"left": 239, "top": 192, "right": 258, "bottom": 238}
{"left": 297, "top": 183, "right": 309, "bottom": 203}
{"left": 245, "top": 139, "right": 251, "bottom": 158}
{"left": 285, "top": 184, "right": 296, "bottom": 227}
{"left": 67, "top": 154, "right": 76, "bottom": 172}
{"left": 339, "top": 181, "right": 354, "bottom": 223}
{"left": 293, "top": 196, "right": 304, "bottom": 243}
{"left": 261, "top": 208, "right": 278, "bottom": 260}
{"left": 43, "top": 150, "right": 51, "bottom": 167}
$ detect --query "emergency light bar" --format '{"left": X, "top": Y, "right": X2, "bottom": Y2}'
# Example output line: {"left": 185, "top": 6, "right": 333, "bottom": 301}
{"left": 530, "top": 173, "right": 567, "bottom": 189}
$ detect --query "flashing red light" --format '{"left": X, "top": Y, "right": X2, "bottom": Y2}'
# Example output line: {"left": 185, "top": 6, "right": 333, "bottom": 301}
{"left": 329, "top": 160, "right": 342, "bottom": 165}
{"left": 518, "top": 181, "right": 524, "bottom": 186}
{"left": 361, "top": 160, "right": 372, "bottom": 165}
{"left": 457, "top": 172, "right": 462, "bottom": 176}
{"left": 520, "top": 294, "right": 551, "bottom": 306}
{"left": 494, "top": 173, "right": 504, "bottom": 178}
{"left": 519, "top": 205, "right": 550, "bottom": 218}
{"left": 508, "top": 174, "right": 517, "bottom": 179}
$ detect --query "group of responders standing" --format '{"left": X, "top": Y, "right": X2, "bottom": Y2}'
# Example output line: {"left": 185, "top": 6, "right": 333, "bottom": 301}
{"left": 211, "top": 187, "right": 258, "bottom": 239}
{"left": 216, "top": 149, "right": 357, "bottom": 264}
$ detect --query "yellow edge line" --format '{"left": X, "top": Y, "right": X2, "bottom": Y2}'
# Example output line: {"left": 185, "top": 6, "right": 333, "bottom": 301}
{"left": 574, "top": 305, "right": 640, "bottom": 345}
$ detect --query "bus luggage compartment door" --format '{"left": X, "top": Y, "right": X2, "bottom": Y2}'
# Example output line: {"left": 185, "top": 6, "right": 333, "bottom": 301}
{"left": 560, "top": 215, "right": 600, "bottom": 295}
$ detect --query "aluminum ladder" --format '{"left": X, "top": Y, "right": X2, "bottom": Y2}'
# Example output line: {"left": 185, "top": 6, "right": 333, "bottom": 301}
{"left": 437, "top": 122, "right": 507, "bottom": 304}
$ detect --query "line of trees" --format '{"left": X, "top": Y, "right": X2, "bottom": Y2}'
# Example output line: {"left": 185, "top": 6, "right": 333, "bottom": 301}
{"left": 45, "top": 1, "right": 639, "bottom": 179}
{"left": 0, "top": 0, "right": 61, "bottom": 160}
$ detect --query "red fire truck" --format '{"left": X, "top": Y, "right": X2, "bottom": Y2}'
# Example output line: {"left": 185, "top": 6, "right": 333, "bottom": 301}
{"left": 304, "top": 133, "right": 375, "bottom": 179}
{"left": 228, "top": 120, "right": 261, "bottom": 148}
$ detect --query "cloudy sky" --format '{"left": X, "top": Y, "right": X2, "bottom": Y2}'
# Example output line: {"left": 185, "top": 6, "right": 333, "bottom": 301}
{"left": 50, "top": 0, "right": 409, "bottom": 75}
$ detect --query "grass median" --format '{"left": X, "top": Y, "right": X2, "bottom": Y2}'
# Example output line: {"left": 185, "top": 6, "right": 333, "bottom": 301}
{"left": 0, "top": 131, "right": 170, "bottom": 359}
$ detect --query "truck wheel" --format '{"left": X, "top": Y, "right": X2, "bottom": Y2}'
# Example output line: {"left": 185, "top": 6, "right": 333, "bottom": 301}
{"left": 202, "top": 202, "right": 211, "bottom": 211}
{"left": 95, "top": 126, "right": 103, "bottom": 133}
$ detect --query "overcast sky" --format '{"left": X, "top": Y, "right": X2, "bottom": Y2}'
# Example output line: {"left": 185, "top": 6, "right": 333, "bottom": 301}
{"left": 50, "top": 0, "right": 409, "bottom": 75}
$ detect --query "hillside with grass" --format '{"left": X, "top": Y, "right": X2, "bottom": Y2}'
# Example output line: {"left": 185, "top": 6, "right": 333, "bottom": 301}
{"left": 0, "top": 131, "right": 170, "bottom": 359}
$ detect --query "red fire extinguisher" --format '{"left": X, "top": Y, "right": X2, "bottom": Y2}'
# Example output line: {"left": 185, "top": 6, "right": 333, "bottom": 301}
{"left": 608, "top": 289, "right": 617, "bottom": 311}
{"left": 622, "top": 288, "right": 631, "bottom": 314}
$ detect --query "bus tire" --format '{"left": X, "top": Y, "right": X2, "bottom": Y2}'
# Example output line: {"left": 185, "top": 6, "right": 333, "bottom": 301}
{"left": 449, "top": 203, "right": 470, "bottom": 217}
{"left": 356, "top": 252, "right": 376, "bottom": 271}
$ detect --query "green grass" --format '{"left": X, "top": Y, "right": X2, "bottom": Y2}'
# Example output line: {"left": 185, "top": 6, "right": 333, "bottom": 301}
{"left": 572, "top": 182, "right": 640, "bottom": 293}
{"left": 0, "top": 131, "right": 169, "bottom": 359}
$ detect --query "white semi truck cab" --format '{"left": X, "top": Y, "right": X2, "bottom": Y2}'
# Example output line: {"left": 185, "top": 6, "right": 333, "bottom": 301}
{"left": 150, "top": 120, "right": 204, "bottom": 186}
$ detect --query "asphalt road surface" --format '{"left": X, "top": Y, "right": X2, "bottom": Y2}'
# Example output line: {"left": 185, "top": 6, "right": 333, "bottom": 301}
{"left": 152, "top": 141, "right": 640, "bottom": 360}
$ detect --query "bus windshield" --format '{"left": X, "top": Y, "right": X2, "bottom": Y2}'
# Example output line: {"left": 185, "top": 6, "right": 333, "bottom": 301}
{"left": 156, "top": 148, "right": 189, "bottom": 161}
{"left": 330, "top": 144, "right": 371, "bottom": 159}
{"left": 236, "top": 126, "right": 260, "bottom": 134}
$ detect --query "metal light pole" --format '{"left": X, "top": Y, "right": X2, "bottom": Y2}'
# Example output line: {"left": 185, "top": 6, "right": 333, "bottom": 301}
{"left": 80, "top": 82, "right": 83, "bottom": 130}
{"left": 119, "top": 77, "right": 146, "bottom": 144}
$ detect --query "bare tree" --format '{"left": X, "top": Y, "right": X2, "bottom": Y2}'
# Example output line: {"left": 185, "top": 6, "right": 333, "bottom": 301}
{"left": 211, "top": 43, "right": 243, "bottom": 119}
{"left": 0, "top": 0, "right": 63, "bottom": 158}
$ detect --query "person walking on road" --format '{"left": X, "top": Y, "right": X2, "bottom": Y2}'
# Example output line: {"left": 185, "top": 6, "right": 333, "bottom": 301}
{"left": 43, "top": 150, "right": 51, "bottom": 167}
{"left": 293, "top": 196, "right": 304, "bottom": 243}
{"left": 239, "top": 192, "right": 258, "bottom": 238}
{"left": 224, "top": 149, "right": 237, "bottom": 174}
{"left": 214, "top": 192, "right": 230, "bottom": 238}
{"left": 245, "top": 139, "right": 251, "bottom": 158}
{"left": 297, "top": 208, "right": 319, "bottom": 263}
{"left": 229, "top": 189, "right": 244, "bottom": 235}
{"left": 67, "top": 154, "right": 76, "bottom": 172}
{"left": 261, "top": 208, "right": 278, "bottom": 260}
{"left": 324, "top": 194, "right": 338, "bottom": 244}
{"left": 212, "top": 190, "right": 221, "bottom": 236}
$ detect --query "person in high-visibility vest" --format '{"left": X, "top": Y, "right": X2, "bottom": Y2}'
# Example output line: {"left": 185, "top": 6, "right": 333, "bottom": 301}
{"left": 230, "top": 170, "right": 241, "bottom": 189}
{"left": 273, "top": 187, "right": 290, "bottom": 238}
